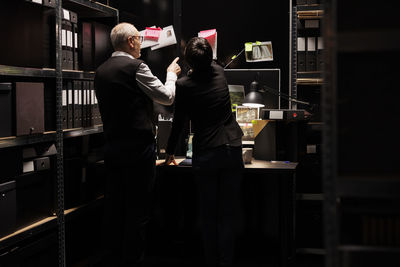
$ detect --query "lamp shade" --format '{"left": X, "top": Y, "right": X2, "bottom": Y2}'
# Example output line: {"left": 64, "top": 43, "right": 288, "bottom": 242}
{"left": 243, "top": 80, "right": 265, "bottom": 108}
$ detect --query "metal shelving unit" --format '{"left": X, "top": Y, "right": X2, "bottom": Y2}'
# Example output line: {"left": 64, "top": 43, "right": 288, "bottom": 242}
{"left": 322, "top": 0, "right": 400, "bottom": 266}
{"left": 0, "top": 1, "right": 117, "bottom": 266}
{"left": 291, "top": 1, "right": 325, "bottom": 264}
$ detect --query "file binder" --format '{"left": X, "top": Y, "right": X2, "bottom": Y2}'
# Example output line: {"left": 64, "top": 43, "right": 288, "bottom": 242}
{"left": 90, "top": 81, "right": 100, "bottom": 125}
{"left": 67, "top": 80, "right": 74, "bottom": 129}
{"left": 0, "top": 83, "right": 13, "bottom": 138}
{"left": 92, "top": 82, "right": 102, "bottom": 125}
{"left": 15, "top": 82, "right": 45, "bottom": 136}
{"left": 317, "top": 37, "right": 323, "bottom": 71}
{"left": 306, "top": 37, "right": 317, "bottom": 71}
{"left": 86, "top": 82, "right": 93, "bottom": 127}
{"left": 297, "top": 37, "right": 306, "bottom": 72}
{"left": 62, "top": 82, "right": 68, "bottom": 129}
{"left": 82, "top": 81, "right": 87, "bottom": 127}
{"left": 73, "top": 80, "right": 82, "bottom": 128}
{"left": 93, "top": 22, "right": 113, "bottom": 69}
{"left": 297, "top": 0, "right": 307, "bottom": 5}
{"left": 70, "top": 11, "right": 79, "bottom": 70}
{"left": 81, "top": 22, "right": 93, "bottom": 70}
{"left": 62, "top": 9, "right": 74, "bottom": 70}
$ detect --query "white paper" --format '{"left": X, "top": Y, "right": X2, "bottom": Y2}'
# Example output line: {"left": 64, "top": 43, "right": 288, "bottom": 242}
{"left": 151, "top": 25, "right": 177, "bottom": 50}
{"left": 62, "top": 90, "right": 67, "bottom": 106}
{"left": 297, "top": 37, "right": 306, "bottom": 51}
{"left": 67, "top": 31, "right": 73, "bottom": 48}
{"left": 140, "top": 26, "right": 159, "bottom": 49}
{"left": 62, "top": 29, "right": 67, "bottom": 46}
{"left": 63, "top": 9, "right": 70, "bottom": 21}
{"left": 74, "top": 90, "right": 79, "bottom": 104}
{"left": 307, "top": 144, "right": 317, "bottom": 154}
{"left": 91, "top": 90, "right": 95, "bottom": 104}
{"left": 74, "top": 32, "right": 78, "bottom": 48}
{"left": 68, "top": 90, "right": 73, "bottom": 105}
{"left": 307, "top": 37, "right": 316, "bottom": 51}
{"left": 32, "top": 0, "right": 43, "bottom": 4}
{"left": 23, "top": 161, "right": 34, "bottom": 173}
{"left": 78, "top": 90, "right": 82, "bottom": 105}
{"left": 245, "top": 41, "right": 273, "bottom": 62}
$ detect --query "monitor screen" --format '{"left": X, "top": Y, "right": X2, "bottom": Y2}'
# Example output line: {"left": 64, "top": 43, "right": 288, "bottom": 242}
{"left": 224, "top": 69, "right": 281, "bottom": 110}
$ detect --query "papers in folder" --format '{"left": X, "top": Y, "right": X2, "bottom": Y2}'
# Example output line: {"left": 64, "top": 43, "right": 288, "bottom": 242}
{"left": 198, "top": 29, "right": 217, "bottom": 59}
{"left": 139, "top": 25, "right": 177, "bottom": 50}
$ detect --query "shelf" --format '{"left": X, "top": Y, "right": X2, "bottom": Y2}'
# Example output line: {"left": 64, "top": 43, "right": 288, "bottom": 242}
{"left": 62, "top": 70, "right": 96, "bottom": 80}
{"left": 338, "top": 245, "right": 400, "bottom": 253}
{"left": 337, "top": 175, "right": 400, "bottom": 199}
{"left": 0, "top": 65, "right": 56, "bottom": 78}
{"left": 296, "top": 78, "right": 324, "bottom": 85}
{"left": 0, "top": 132, "right": 56, "bottom": 149}
{"left": 63, "top": 0, "right": 118, "bottom": 18}
{"left": 297, "top": 72, "right": 322, "bottom": 79}
{"left": 0, "top": 196, "right": 104, "bottom": 251}
{"left": 307, "top": 122, "right": 324, "bottom": 131}
{"left": 0, "top": 126, "right": 103, "bottom": 149}
{"left": 297, "top": 72, "right": 323, "bottom": 85}
{"left": 63, "top": 125, "right": 103, "bottom": 138}
{"left": 296, "top": 248, "right": 326, "bottom": 255}
{"left": 297, "top": 9, "right": 324, "bottom": 19}
{"left": 297, "top": 5, "right": 323, "bottom": 12}
{"left": 297, "top": 193, "right": 324, "bottom": 201}
{"left": 0, "top": 64, "right": 96, "bottom": 80}
{"left": 64, "top": 195, "right": 104, "bottom": 221}
{"left": 0, "top": 216, "right": 57, "bottom": 251}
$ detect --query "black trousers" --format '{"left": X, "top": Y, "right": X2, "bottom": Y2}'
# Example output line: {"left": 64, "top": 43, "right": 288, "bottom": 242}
{"left": 193, "top": 145, "right": 243, "bottom": 267}
{"left": 101, "top": 142, "right": 156, "bottom": 267}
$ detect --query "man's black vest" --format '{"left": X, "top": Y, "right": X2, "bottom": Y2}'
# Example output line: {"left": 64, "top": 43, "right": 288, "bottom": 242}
{"left": 94, "top": 56, "right": 155, "bottom": 147}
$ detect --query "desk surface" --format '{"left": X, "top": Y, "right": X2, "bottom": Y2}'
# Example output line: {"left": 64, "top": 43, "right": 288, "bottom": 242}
{"left": 156, "top": 158, "right": 297, "bottom": 171}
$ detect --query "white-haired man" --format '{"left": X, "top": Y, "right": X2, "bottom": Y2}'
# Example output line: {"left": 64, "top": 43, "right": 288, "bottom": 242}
{"left": 94, "top": 22, "right": 180, "bottom": 266}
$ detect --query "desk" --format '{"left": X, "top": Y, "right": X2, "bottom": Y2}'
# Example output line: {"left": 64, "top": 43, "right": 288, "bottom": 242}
{"left": 154, "top": 158, "right": 297, "bottom": 267}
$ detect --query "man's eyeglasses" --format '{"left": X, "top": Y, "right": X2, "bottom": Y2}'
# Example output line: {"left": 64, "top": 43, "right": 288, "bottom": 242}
{"left": 132, "top": 35, "right": 144, "bottom": 44}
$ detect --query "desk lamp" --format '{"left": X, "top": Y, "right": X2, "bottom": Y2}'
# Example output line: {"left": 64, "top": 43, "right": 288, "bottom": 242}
{"left": 243, "top": 80, "right": 265, "bottom": 108}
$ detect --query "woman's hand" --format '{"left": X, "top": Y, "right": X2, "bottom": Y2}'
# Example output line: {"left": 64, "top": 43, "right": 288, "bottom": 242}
{"left": 157, "top": 154, "right": 178, "bottom": 166}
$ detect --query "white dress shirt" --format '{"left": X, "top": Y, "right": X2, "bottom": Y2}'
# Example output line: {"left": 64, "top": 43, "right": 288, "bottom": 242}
{"left": 111, "top": 51, "right": 177, "bottom": 105}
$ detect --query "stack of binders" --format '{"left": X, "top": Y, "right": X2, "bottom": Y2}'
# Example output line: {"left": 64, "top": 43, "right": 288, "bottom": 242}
{"left": 61, "top": 80, "right": 102, "bottom": 130}
{"left": 297, "top": 36, "right": 323, "bottom": 72}
{"left": 61, "top": 9, "right": 79, "bottom": 70}
{"left": 80, "top": 22, "right": 113, "bottom": 71}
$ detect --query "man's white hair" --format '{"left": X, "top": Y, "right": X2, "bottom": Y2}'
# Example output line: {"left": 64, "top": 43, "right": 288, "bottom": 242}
{"left": 110, "top": 22, "right": 138, "bottom": 50}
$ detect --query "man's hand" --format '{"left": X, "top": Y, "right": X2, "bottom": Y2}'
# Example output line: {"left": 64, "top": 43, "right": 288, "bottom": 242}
{"left": 157, "top": 154, "right": 178, "bottom": 166}
{"left": 167, "top": 57, "right": 181, "bottom": 76}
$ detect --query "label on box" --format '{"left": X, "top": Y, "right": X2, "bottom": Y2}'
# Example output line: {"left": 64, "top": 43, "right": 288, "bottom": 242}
{"left": 23, "top": 161, "right": 34, "bottom": 173}
{"left": 269, "top": 110, "right": 283, "bottom": 120}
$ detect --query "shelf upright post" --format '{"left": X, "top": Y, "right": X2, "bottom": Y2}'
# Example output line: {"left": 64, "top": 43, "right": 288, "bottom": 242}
{"left": 291, "top": 5, "right": 298, "bottom": 110}
{"left": 321, "top": 0, "right": 339, "bottom": 267}
{"left": 55, "top": 0, "right": 66, "bottom": 266}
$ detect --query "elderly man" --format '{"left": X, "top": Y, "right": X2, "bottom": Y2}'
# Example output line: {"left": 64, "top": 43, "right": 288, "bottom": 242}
{"left": 94, "top": 22, "right": 181, "bottom": 266}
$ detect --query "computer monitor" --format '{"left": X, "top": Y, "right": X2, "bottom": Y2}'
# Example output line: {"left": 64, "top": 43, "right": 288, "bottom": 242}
{"left": 224, "top": 69, "right": 281, "bottom": 110}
